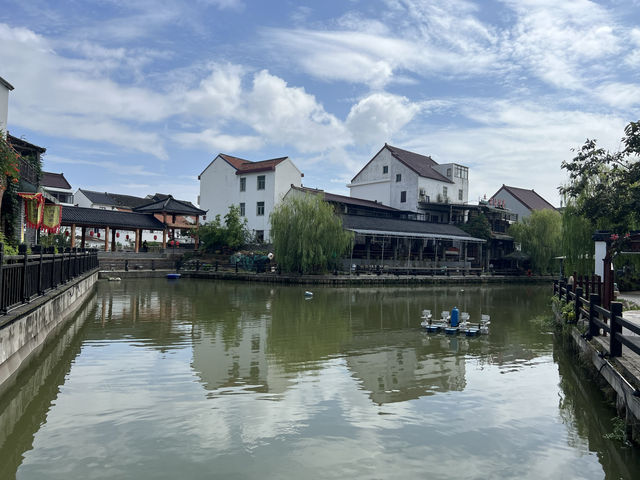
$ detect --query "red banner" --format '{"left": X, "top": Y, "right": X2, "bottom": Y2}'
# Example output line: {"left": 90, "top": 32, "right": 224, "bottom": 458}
{"left": 18, "top": 192, "right": 44, "bottom": 229}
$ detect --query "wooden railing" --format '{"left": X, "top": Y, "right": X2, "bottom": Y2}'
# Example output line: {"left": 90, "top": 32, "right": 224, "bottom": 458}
{"left": 554, "top": 280, "right": 640, "bottom": 358}
{"left": 0, "top": 244, "right": 98, "bottom": 316}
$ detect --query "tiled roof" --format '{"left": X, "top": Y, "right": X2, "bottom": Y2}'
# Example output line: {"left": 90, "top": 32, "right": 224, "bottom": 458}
{"left": 41, "top": 172, "right": 72, "bottom": 190}
{"left": 108, "top": 193, "right": 152, "bottom": 209}
{"left": 385, "top": 145, "right": 453, "bottom": 183}
{"left": 78, "top": 189, "right": 114, "bottom": 205}
{"left": 133, "top": 195, "right": 207, "bottom": 215}
{"left": 291, "top": 185, "right": 401, "bottom": 212}
{"left": 149, "top": 193, "right": 199, "bottom": 209}
{"left": 493, "top": 185, "right": 555, "bottom": 211}
{"left": 341, "top": 214, "right": 482, "bottom": 241}
{"left": 61, "top": 206, "right": 165, "bottom": 229}
{"left": 200, "top": 153, "right": 289, "bottom": 178}
{"left": 7, "top": 134, "right": 46, "bottom": 154}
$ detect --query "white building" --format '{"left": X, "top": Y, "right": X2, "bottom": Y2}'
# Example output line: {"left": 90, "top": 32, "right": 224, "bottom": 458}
{"left": 348, "top": 144, "right": 469, "bottom": 221}
{"left": 489, "top": 185, "right": 555, "bottom": 221}
{"left": 0, "top": 76, "right": 13, "bottom": 134}
{"left": 198, "top": 153, "right": 303, "bottom": 242}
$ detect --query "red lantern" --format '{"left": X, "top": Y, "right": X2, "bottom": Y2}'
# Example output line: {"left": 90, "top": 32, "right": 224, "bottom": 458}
{"left": 169, "top": 240, "right": 174, "bottom": 246}
{"left": 90, "top": 231, "right": 94, "bottom": 237}
{"left": 176, "top": 241, "right": 180, "bottom": 246}
{"left": 154, "top": 235, "right": 157, "bottom": 240}
{"left": 116, "top": 232, "right": 120, "bottom": 238}
{"left": 65, "top": 230, "right": 69, "bottom": 237}
{"left": 97, "top": 232, "right": 101, "bottom": 238}
{"left": 126, "top": 234, "right": 129, "bottom": 240}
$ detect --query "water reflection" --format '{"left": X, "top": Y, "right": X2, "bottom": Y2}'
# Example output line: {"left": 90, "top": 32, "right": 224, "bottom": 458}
{"left": 1, "top": 279, "right": 639, "bottom": 479}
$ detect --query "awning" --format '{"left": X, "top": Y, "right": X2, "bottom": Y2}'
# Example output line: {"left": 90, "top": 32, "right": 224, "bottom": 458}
{"left": 347, "top": 228, "right": 485, "bottom": 243}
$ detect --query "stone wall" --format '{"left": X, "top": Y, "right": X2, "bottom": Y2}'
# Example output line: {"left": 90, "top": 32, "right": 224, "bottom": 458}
{"left": 0, "top": 269, "right": 98, "bottom": 388}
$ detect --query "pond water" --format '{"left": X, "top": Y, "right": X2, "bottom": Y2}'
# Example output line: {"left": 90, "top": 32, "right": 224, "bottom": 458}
{"left": 1, "top": 279, "right": 639, "bottom": 479}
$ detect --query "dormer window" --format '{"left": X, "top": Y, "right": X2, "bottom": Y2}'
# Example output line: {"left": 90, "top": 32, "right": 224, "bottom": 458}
{"left": 447, "top": 168, "right": 452, "bottom": 177}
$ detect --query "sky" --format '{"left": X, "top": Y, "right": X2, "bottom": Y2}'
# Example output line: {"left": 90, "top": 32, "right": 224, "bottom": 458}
{"left": 1, "top": 0, "right": 639, "bottom": 208}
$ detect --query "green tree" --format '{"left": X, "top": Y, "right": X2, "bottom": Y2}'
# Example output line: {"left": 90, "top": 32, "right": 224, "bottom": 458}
{"left": 270, "top": 193, "right": 353, "bottom": 274}
{"left": 459, "top": 213, "right": 491, "bottom": 241}
{"left": 199, "top": 205, "right": 249, "bottom": 253}
{"left": 560, "top": 120, "right": 640, "bottom": 232}
{"left": 509, "top": 209, "right": 562, "bottom": 274}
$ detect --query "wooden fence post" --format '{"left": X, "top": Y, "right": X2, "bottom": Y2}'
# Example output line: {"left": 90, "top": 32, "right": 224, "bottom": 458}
{"left": 38, "top": 249, "right": 44, "bottom": 295}
{"left": 566, "top": 283, "right": 573, "bottom": 303}
{"left": 574, "top": 287, "right": 583, "bottom": 324}
{"left": 20, "top": 245, "right": 29, "bottom": 303}
{"left": 589, "top": 293, "right": 600, "bottom": 337}
{"left": 0, "top": 243, "right": 4, "bottom": 313}
{"left": 610, "top": 301, "right": 623, "bottom": 357}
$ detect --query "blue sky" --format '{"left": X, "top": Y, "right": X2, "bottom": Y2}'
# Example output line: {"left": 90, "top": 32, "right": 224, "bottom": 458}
{"left": 1, "top": 0, "right": 639, "bottom": 207}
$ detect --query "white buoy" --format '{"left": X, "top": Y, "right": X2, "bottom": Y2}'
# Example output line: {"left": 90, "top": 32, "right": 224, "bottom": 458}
{"left": 304, "top": 291, "right": 313, "bottom": 297}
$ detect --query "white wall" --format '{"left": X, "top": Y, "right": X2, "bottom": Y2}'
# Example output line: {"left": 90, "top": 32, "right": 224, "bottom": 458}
{"left": 348, "top": 148, "right": 393, "bottom": 204}
{"left": 199, "top": 155, "right": 302, "bottom": 242}
{"left": 0, "top": 83, "right": 9, "bottom": 134}
{"left": 389, "top": 160, "right": 418, "bottom": 210}
{"left": 492, "top": 189, "right": 529, "bottom": 221}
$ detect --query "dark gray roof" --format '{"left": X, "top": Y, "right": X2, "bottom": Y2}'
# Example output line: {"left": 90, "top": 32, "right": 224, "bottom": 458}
{"left": 0, "top": 76, "right": 14, "bottom": 90}
{"left": 108, "top": 193, "right": 152, "bottom": 209}
{"left": 341, "top": 215, "right": 484, "bottom": 242}
{"left": 41, "top": 172, "right": 72, "bottom": 189}
{"left": 385, "top": 145, "right": 453, "bottom": 183}
{"left": 493, "top": 185, "right": 556, "bottom": 211}
{"left": 133, "top": 195, "right": 206, "bottom": 216}
{"left": 61, "top": 206, "right": 165, "bottom": 229}
{"left": 291, "top": 185, "right": 402, "bottom": 213}
{"left": 78, "top": 189, "right": 115, "bottom": 205}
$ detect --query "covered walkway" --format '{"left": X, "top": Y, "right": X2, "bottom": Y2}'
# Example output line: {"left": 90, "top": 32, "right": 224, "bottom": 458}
{"left": 61, "top": 207, "right": 165, "bottom": 252}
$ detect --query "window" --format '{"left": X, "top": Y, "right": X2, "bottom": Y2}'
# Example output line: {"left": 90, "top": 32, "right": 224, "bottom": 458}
{"left": 257, "top": 175, "right": 265, "bottom": 190}
{"left": 447, "top": 168, "right": 452, "bottom": 177}
{"left": 383, "top": 165, "right": 388, "bottom": 174}
{"left": 257, "top": 201, "right": 265, "bottom": 216}
{"left": 396, "top": 173, "right": 402, "bottom": 182}
{"left": 400, "top": 191, "right": 407, "bottom": 203}
{"left": 240, "top": 177, "right": 246, "bottom": 192}
{"left": 454, "top": 165, "right": 468, "bottom": 179}
{"left": 255, "top": 230, "right": 264, "bottom": 243}
{"left": 239, "top": 202, "right": 245, "bottom": 216}
{"left": 443, "top": 186, "right": 448, "bottom": 199}
{"left": 458, "top": 189, "right": 463, "bottom": 201}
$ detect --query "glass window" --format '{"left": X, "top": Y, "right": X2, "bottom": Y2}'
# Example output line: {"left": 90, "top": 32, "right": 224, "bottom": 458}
{"left": 447, "top": 168, "right": 452, "bottom": 177}
{"left": 257, "top": 175, "right": 265, "bottom": 190}
{"left": 443, "top": 186, "right": 448, "bottom": 199}
{"left": 240, "top": 177, "right": 246, "bottom": 192}
{"left": 454, "top": 165, "right": 468, "bottom": 179}
{"left": 257, "top": 201, "right": 265, "bottom": 216}
{"left": 396, "top": 173, "right": 401, "bottom": 182}
{"left": 400, "top": 191, "right": 407, "bottom": 203}
{"left": 458, "top": 189, "right": 463, "bottom": 201}
{"left": 383, "top": 165, "right": 388, "bottom": 174}
{"left": 255, "top": 230, "right": 264, "bottom": 243}
{"left": 239, "top": 202, "right": 245, "bottom": 216}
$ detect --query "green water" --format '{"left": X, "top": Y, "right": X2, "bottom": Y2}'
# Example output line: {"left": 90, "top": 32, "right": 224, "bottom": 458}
{"left": 1, "top": 279, "right": 639, "bottom": 479}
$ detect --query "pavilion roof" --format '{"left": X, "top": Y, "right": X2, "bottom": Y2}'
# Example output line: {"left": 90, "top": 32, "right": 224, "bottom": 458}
{"left": 133, "top": 195, "right": 207, "bottom": 216}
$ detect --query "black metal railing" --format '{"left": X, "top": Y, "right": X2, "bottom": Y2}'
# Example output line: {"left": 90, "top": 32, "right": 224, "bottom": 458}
{"left": 0, "top": 244, "right": 99, "bottom": 315}
{"left": 553, "top": 280, "right": 640, "bottom": 358}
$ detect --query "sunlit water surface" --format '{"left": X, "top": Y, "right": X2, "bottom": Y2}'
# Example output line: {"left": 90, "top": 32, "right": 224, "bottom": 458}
{"left": 1, "top": 279, "right": 639, "bottom": 479}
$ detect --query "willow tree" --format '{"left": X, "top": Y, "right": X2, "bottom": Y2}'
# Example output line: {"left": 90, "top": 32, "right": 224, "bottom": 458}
{"left": 270, "top": 193, "right": 353, "bottom": 274}
{"left": 509, "top": 209, "right": 562, "bottom": 274}
{"left": 561, "top": 198, "right": 594, "bottom": 275}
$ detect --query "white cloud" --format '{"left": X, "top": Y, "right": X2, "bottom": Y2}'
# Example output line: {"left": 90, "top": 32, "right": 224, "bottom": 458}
{"left": 244, "top": 70, "right": 351, "bottom": 152}
{"left": 346, "top": 93, "right": 421, "bottom": 145}
{"left": 173, "top": 129, "right": 263, "bottom": 152}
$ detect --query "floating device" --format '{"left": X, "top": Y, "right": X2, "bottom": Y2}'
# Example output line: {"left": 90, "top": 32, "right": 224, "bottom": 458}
{"left": 166, "top": 273, "right": 181, "bottom": 279}
{"left": 108, "top": 277, "right": 121, "bottom": 282}
{"left": 304, "top": 291, "right": 313, "bottom": 297}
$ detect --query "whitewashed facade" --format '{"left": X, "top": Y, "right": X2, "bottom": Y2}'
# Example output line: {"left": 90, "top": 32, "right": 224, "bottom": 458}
{"left": 198, "top": 154, "right": 303, "bottom": 242}
{"left": 0, "top": 76, "right": 14, "bottom": 135}
{"left": 348, "top": 144, "right": 469, "bottom": 217}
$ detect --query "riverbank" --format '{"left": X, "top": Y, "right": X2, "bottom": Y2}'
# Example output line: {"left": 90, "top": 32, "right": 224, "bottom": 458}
{"left": 99, "top": 268, "right": 553, "bottom": 285}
